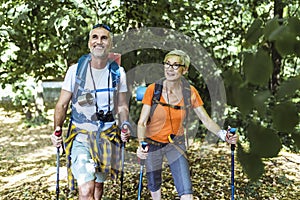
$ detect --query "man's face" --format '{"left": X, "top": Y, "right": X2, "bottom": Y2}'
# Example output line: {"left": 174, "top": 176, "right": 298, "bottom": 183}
{"left": 88, "top": 27, "right": 112, "bottom": 59}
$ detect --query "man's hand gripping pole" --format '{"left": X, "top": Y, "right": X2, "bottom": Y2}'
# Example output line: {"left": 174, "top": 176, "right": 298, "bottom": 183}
{"left": 54, "top": 127, "right": 62, "bottom": 200}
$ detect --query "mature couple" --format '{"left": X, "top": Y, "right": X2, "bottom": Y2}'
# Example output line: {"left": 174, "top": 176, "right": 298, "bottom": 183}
{"left": 50, "top": 24, "right": 238, "bottom": 200}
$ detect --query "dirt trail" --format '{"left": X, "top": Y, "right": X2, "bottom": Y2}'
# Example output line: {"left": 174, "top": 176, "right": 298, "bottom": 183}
{"left": 0, "top": 108, "right": 299, "bottom": 199}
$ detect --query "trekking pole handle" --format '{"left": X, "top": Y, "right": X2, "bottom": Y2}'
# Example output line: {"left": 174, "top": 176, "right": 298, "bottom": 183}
{"left": 121, "top": 127, "right": 127, "bottom": 135}
{"left": 141, "top": 141, "right": 148, "bottom": 149}
{"left": 121, "top": 126, "right": 128, "bottom": 144}
{"left": 54, "top": 127, "right": 62, "bottom": 137}
{"left": 228, "top": 127, "right": 236, "bottom": 151}
{"left": 139, "top": 141, "right": 148, "bottom": 165}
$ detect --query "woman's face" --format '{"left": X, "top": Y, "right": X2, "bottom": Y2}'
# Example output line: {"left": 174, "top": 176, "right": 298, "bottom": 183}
{"left": 163, "top": 55, "right": 187, "bottom": 81}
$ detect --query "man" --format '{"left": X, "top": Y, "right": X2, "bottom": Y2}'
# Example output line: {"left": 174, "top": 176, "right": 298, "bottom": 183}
{"left": 51, "top": 23, "right": 130, "bottom": 199}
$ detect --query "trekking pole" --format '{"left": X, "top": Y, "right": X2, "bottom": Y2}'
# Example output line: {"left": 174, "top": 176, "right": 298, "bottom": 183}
{"left": 54, "top": 127, "right": 62, "bottom": 200}
{"left": 138, "top": 142, "right": 148, "bottom": 200}
{"left": 228, "top": 128, "right": 236, "bottom": 200}
{"left": 120, "top": 128, "right": 127, "bottom": 200}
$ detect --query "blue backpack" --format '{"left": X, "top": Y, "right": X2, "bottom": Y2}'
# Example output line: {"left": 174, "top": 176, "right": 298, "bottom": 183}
{"left": 68, "top": 53, "right": 120, "bottom": 126}
{"left": 72, "top": 53, "right": 120, "bottom": 103}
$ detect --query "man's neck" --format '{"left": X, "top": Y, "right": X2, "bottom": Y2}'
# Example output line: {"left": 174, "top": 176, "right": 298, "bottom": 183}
{"left": 90, "top": 57, "right": 109, "bottom": 69}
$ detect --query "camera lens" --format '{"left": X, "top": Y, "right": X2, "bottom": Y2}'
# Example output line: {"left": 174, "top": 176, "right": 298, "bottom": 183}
{"left": 91, "top": 110, "right": 114, "bottom": 122}
{"left": 99, "top": 110, "right": 104, "bottom": 115}
{"left": 105, "top": 111, "right": 114, "bottom": 122}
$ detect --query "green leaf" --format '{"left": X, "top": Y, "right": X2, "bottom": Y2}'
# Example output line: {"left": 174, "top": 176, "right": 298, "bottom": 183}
{"left": 237, "top": 143, "right": 264, "bottom": 181}
{"left": 272, "top": 102, "right": 299, "bottom": 132}
{"left": 287, "top": 17, "right": 300, "bottom": 36}
{"left": 291, "top": 132, "right": 300, "bottom": 149}
{"left": 295, "top": 40, "right": 300, "bottom": 57}
{"left": 243, "top": 49, "right": 273, "bottom": 86}
{"left": 268, "top": 21, "right": 298, "bottom": 57}
{"left": 263, "top": 17, "right": 280, "bottom": 40}
{"left": 275, "top": 35, "right": 298, "bottom": 57}
{"left": 235, "top": 86, "right": 254, "bottom": 116}
{"left": 223, "top": 70, "right": 244, "bottom": 106}
{"left": 247, "top": 122, "right": 281, "bottom": 158}
{"left": 223, "top": 69, "right": 244, "bottom": 87}
{"left": 276, "top": 75, "right": 300, "bottom": 99}
{"left": 245, "top": 18, "right": 263, "bottom": 44}
{"left": 253, "top": 90, "right": 271, "bottom": 117}
{"left": 268, "top": 26, "right": 286, "bottom": 41}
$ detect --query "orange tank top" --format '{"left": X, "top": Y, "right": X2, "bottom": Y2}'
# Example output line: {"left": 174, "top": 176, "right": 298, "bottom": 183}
{"left": 142, "top": 83, "right": 204, "bottom": 143}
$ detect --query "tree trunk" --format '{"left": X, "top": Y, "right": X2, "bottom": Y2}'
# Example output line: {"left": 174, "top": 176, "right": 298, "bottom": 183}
{"left": 270, "top": 0, "right": 284, "bottom": 94}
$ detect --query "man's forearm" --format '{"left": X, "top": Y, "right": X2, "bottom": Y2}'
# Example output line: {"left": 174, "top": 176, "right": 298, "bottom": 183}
{"left": 54, "top": 103, "right": 68, "bottom": 129}
{"left": 53, "top": 89, "right": 72, "bottom": 130}
{"left": 117, "top": 92, "right": 129, "bottom": 125}
{"left": 118, "top": 105, "right": 129, "bottom": 124}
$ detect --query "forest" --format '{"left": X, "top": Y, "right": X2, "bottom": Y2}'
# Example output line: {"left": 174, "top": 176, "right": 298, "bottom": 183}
{"left": 0, "top": 0, "right": 299, "bottom": 199}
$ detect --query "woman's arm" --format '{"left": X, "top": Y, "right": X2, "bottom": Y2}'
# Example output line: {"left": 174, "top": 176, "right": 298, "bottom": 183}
{"left": 137, "top": 104, "right": 151, "bottom": 143}
{"left": 193, "top": 105, "right": 222, "bottom": 135}
{"left": 193, "top": 105, "right": 238, "bottom": 144}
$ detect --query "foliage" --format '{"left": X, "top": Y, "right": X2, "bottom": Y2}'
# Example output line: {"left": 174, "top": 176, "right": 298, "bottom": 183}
{"left": 224, "top": 0, "right": 300, "bottom": 180}
{"left": 0, "top": 0, "right": 299, "bottom": 181}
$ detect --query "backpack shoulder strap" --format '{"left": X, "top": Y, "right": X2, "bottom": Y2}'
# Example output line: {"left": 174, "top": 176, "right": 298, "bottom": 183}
{"left": 108, "top": 60, "right": 121, "bottom": 116}
{"left": 181, "top": 77, "right": 191, "bottom": 147}
{"left": 181, "top": 77, "right": 191, "bottom": 109}
{"left": 108, "top": 60, "right": 120, "bottom": 88}
{"left": 149, "top": 78, "right": 165, "bottom": 119}
{"left": 73, "top": 54, "right": 91, "bottom": 102}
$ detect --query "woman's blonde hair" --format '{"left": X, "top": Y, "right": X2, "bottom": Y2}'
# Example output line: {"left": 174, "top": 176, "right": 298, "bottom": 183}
{"left": 164, "top": 49, "right": 190, "bottom": 68}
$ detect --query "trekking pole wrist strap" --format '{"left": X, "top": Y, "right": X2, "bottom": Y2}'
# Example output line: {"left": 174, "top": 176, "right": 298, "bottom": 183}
{"left": 217, "top": 129, "right": 227, "bottom": 142}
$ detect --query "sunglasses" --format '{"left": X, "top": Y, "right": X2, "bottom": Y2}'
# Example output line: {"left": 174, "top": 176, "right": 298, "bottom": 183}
{"left": 92, "top": 24, "right": 112, "bottom": 32}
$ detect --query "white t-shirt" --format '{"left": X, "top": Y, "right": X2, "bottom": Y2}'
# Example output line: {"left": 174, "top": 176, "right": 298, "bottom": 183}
{"left": 62, "top": 61, "right": 127, "bottom": 131}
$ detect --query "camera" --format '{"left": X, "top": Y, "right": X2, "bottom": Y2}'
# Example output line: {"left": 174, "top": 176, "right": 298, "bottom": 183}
{"left": 91, "top": 110, "right": 114, "bottom": 122}
{"left": 78, "top": 93, "right": 95, "bottom": 106}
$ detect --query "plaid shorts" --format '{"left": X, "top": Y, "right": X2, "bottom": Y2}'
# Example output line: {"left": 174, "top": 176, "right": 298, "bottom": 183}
{"left": 71, "top": 139, "right": 108, "bottom": 185}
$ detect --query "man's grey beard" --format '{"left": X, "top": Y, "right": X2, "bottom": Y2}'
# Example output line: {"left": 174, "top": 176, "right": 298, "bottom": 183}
{"left": 91, "top": 51, "right": 109, "bottom": 59}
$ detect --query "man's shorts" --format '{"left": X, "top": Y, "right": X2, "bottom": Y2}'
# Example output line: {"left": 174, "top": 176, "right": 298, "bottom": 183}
{"left": 71, "top": 138, "right": 108, "bottom": 186}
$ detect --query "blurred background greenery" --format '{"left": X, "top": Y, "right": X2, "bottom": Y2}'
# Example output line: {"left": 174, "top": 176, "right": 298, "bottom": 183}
{"left": 0, "top": 0, "right": 299, "bottom": 183}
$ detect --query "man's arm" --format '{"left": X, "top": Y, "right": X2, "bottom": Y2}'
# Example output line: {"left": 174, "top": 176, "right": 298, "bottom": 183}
{"left": 51, "top": 89, "right": 72, "bottom": 147}
{"left": 117, "top": 91, "right": 132, "bottom": 142}
{"left": 54, "top": 89, "right": 72, "bottom": 128}
{"left": 117, "top": 92, "right": 129, "bottom": 124}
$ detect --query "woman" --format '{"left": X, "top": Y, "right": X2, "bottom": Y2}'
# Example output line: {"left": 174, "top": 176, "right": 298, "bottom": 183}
{"left": 136, "top": 49, "right": 238, "bottom": 200}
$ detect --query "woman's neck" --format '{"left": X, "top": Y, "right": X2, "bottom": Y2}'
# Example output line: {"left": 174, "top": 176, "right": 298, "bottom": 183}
{"left": 163, "top": 79, "right": 183, "bottom": 104}
{"left": 164, "top": 80, "right": 181, "bottom": 92}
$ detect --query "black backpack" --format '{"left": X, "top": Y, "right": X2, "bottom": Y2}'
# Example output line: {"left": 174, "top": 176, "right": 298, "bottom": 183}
{"left": 148, "top": 77, "right": 192, "bottom": 145}
{"left": 149, "top": 77, "right": 191, "bottom": 121}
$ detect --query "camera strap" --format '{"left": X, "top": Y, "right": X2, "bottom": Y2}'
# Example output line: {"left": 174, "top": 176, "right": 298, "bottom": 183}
{"left": 89, "top": 64, "right": 112, "bottom": 113}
